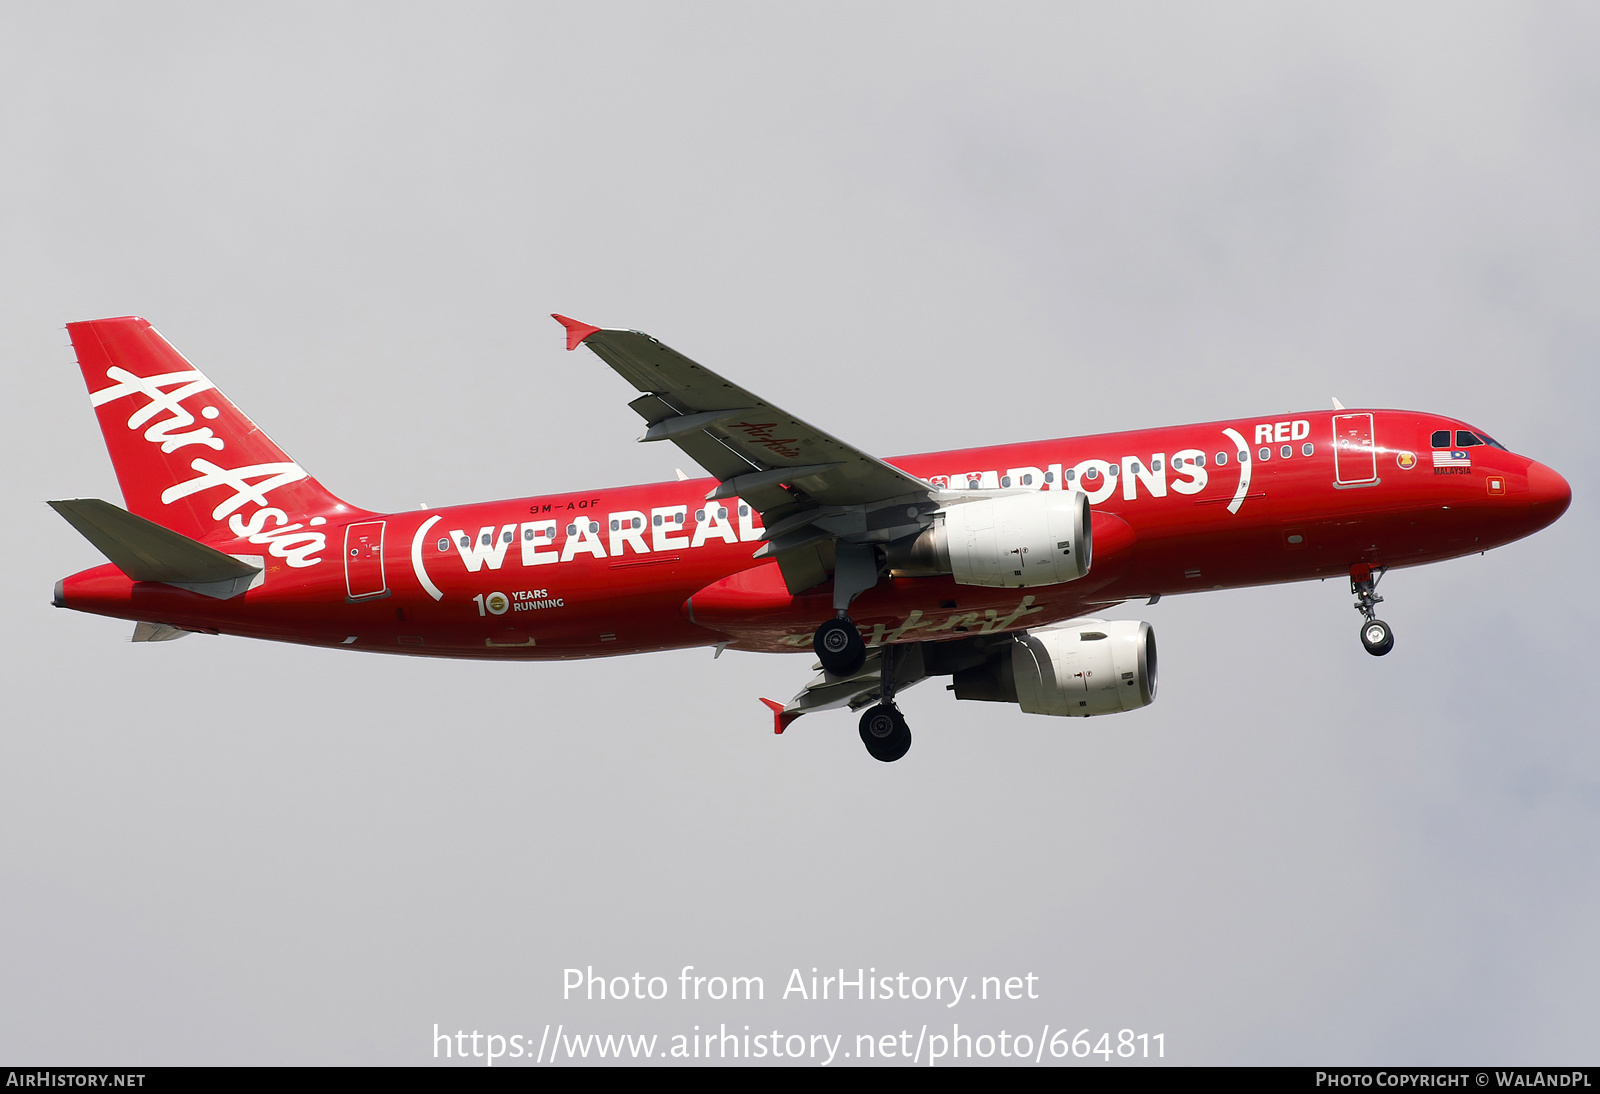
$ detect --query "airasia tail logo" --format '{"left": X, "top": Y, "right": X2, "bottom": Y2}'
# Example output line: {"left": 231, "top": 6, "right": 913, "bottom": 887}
{"left": 89, "top": 366, "right": 326, "bottom": 567}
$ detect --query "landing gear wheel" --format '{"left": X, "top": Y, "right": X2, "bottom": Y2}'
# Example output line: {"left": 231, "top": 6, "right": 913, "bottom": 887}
{"left": 858, "top": 704, "right": 911, "bottom": 763}
{"left": 815, "top": 617, "right": 866, "bottom": 677}
{"left": 1350, "top": 565, "right": 1394, "bottom": 657}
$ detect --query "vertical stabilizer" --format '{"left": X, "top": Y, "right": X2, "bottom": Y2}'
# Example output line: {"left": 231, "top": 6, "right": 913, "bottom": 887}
{"left": 67, "top": 317, "right": 364, "bottom": 547}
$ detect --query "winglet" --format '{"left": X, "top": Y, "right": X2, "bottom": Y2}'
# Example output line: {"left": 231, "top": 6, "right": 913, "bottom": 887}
{"left": 1332, "top": 396, "right": 1346, "bottom": 410}
{"left": 759, "top": 697, "right": 802, "bottom": 735}
{"left": 551, "top": 314, "right": 602, "bottom": 351}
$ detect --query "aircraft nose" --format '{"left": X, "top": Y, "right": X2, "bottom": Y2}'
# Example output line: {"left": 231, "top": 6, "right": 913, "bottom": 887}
{"left": 1526, "top": 461, "right": 1571, "bottom": 519}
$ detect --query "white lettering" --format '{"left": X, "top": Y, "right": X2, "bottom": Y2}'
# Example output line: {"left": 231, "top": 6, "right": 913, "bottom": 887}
{"left": 651, "top": 506, "right": 688, "bottom": 551}
{"left": 224, "top": 507, "right": 324, "bottom": 568}
{"left": 1005, "top": 465, "right": 1045, "bottom": 489}
{"left": 608, "top": 511, "right": 649, "bottom": 557}
{"left": 1121, "top": 454, "right": 1167, "bottom": 500}
{"left": 162, "top": 459, "right": 309, "bottom": 520}
{"left": 520, "top": 521, "right": 558, "bottom": 566}
{"left": 736, "top": 498, "right": 764, "bottom": 542}
{"left": 90, "top": 367, "right": 223, "bottom": 451}
{"left": 562, "top": 519, "right": 607, "bottom": 562}
{"left": 690, "top": 504, "right": 738, "bottom": 548}
{"left": 1072, "top": 460, "right": 1117, "bottom": 504}
{"left": 228, "top": 508, "right": 287, "bottom": 538}
{"left": 91, "top": 365, "right": 326, "bottom": 566}
{"left": 451, "top": 525, "right": 516, "bottom": 572}
{"left": 1170, "top": 448, "right": 1209, "bottom": 495}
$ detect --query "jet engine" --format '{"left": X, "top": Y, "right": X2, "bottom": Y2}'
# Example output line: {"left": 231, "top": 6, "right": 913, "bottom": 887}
{"left": 951, "top": 620, "right": 1156, "bottom": 716}
{"left": 887, "top": 491, "right": 1092, "bottom": 588}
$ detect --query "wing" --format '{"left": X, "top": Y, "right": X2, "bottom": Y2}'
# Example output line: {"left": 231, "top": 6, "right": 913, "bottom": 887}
{"left": 555, "top": 315, "right": 938, "bottom": 593}
{"left": 759, "top": 644, "right": 930, "bottom": 732}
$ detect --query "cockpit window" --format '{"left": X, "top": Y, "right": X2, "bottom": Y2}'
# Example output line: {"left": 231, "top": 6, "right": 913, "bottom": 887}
{"left": 1455, "top": 430, "right": 1484, "bottom": 448}
{"left": 1478, "top": 433, "right": 1507, "bottom": 450}
{"left": 1430, "top": 429, "right": 1451, "bottom": 448}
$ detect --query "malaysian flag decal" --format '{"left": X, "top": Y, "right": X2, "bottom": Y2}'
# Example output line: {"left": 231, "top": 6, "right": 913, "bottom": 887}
{"left": 1433, "top": 449, "right": 1471, "bottom": 469}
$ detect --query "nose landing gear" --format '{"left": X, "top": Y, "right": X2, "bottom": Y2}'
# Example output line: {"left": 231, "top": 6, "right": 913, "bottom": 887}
{"left": 1360, "top": 618, "right": 1394, "bottom": 656}
{"left": 1351, "top": 564, "right": 1394, "bottom": 656}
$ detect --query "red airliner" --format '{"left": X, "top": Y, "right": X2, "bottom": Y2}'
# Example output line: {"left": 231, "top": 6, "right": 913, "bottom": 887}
{"left": 52, "top": 315, "right": 1570, "bottom": 761}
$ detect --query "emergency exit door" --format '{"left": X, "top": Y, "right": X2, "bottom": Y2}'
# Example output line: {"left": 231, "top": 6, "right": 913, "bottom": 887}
{"left": 1332, "top": 413, "right": 1379, "bottom": 485}
{"left": 344, "top": 520, "right": 388, "bottom": 600}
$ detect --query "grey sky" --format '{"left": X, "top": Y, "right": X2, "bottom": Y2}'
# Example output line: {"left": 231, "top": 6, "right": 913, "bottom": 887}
{"left": 2, "top": 2, "right": 1595, "bottom": 1065}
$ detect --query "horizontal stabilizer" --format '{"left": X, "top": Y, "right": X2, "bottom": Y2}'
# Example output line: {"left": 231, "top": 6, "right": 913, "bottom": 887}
{"left": 132, "top": 622, "right": 192, "bottom": 642}
{"left": 49, "top": 498, "right": 262, "bottom": 599}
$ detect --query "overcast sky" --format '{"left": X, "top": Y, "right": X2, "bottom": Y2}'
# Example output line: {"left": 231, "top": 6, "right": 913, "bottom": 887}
{"left": 2, "top": 2, "right": 1596, "bottom": 1066}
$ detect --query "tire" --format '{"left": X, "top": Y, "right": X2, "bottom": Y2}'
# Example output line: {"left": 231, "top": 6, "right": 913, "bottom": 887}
{"left": 815, "top": 617, "right": 866, "bottom": 677}
{"left": 1360, "top": 618, "right": 1394, "bottom": 657}
{"left": 858, "top": 704, "right": 912, "bottom": 762}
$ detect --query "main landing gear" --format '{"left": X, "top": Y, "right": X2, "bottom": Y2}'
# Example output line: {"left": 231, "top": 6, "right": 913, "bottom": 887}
{"left": 816, "top": 541, "right": 878, "bottom": 678}
{"left": 814, "top": 615, "right": 866, "bottom": 677}
{"left": 859, "top": 703, "right": 911, "bottom": 763}
{"left": 1351, "top": 564, "right": 1394, "bottom": 657}
{"left": 858, "top": 644, "right": 911, "bottom": 762}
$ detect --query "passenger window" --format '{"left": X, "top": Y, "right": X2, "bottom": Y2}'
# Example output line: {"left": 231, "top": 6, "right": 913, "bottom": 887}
{"left": 524, "top": 528, "right": 536, "bottom": 541}
{"left": 1000, "top": 476, "right": 1012, "bottom": 487}
{"left": 1258, "top": 447, "right": 1271, "bottom": 461}
{"left": 1238, "top": 450, "right": 1248, "bottom": 462}
{"left": 1216, "top": 452, "right": 1228, "bottom": 466}
{"left": 1455, "top": 430, "right": 1483, "bottom": 447}
{"left": 1302, "top": 443, "right": 1314, "bottom": 456}
{"left": 480, "top": 533, "right": 492, "bottom": 546}
{"left": 502, "top": 531, "right": 513, "bottom": 544}
{"left": 1152, "top": 459, "right": 1162, "bottom": 471}
{"left": 1064, "top": 469, "right": 1076, "bottom": 481}
{"left": 458, "top": 536, "right": 470, "bottom": 548}
{"left": 1430, "top": 429, "right": 1451, "bottom": 448}
{"left": 1084, "top": 468, "right": 1098, "bottom": 480}
{"left": 611, "top": 519, "right": 621, "bottom": 531}
{"left": 1195, "top": 454, "right": 1205, "bottom": 467}
{"left": 1281, "top": 445, "right": 1291, "bottom": 459}
{"left": 1044, "top": 471, "right": 1054, "bottom": 483}
{"left": 437, "top": 538, "right": 449, "bottom": 552}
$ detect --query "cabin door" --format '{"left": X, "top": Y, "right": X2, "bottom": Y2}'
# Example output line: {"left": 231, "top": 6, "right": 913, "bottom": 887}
{"left": 1333, "top": 413, "right": 1378, "bottom": 485}
{"left": 344, "top": 521, "right": 388, "bottom": 600}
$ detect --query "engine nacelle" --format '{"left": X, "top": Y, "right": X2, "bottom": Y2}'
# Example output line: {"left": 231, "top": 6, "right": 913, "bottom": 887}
{"left": 888, "top": 490, "right": 1092, "bottom": 588}
{"left": 952, "top": 620, "right": 1157, "bottom": 717}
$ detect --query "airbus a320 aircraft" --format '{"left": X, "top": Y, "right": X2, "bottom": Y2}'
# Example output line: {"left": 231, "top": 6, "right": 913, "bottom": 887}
{"left": 51, "top": 316, "right": 1570, "bottom": 761}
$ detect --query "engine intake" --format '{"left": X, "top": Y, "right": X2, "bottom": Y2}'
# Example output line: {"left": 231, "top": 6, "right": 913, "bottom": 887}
{"left": 888, "top": 490, "right": 1092, "bottom": 588}
{"left": 952, "top": 619, "right": 1156, "bottom": 717}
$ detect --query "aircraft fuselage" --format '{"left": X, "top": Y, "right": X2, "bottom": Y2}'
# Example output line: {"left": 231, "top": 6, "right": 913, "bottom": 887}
{"left": 56, "top": 408, "right": 1569, "bottom": 659}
